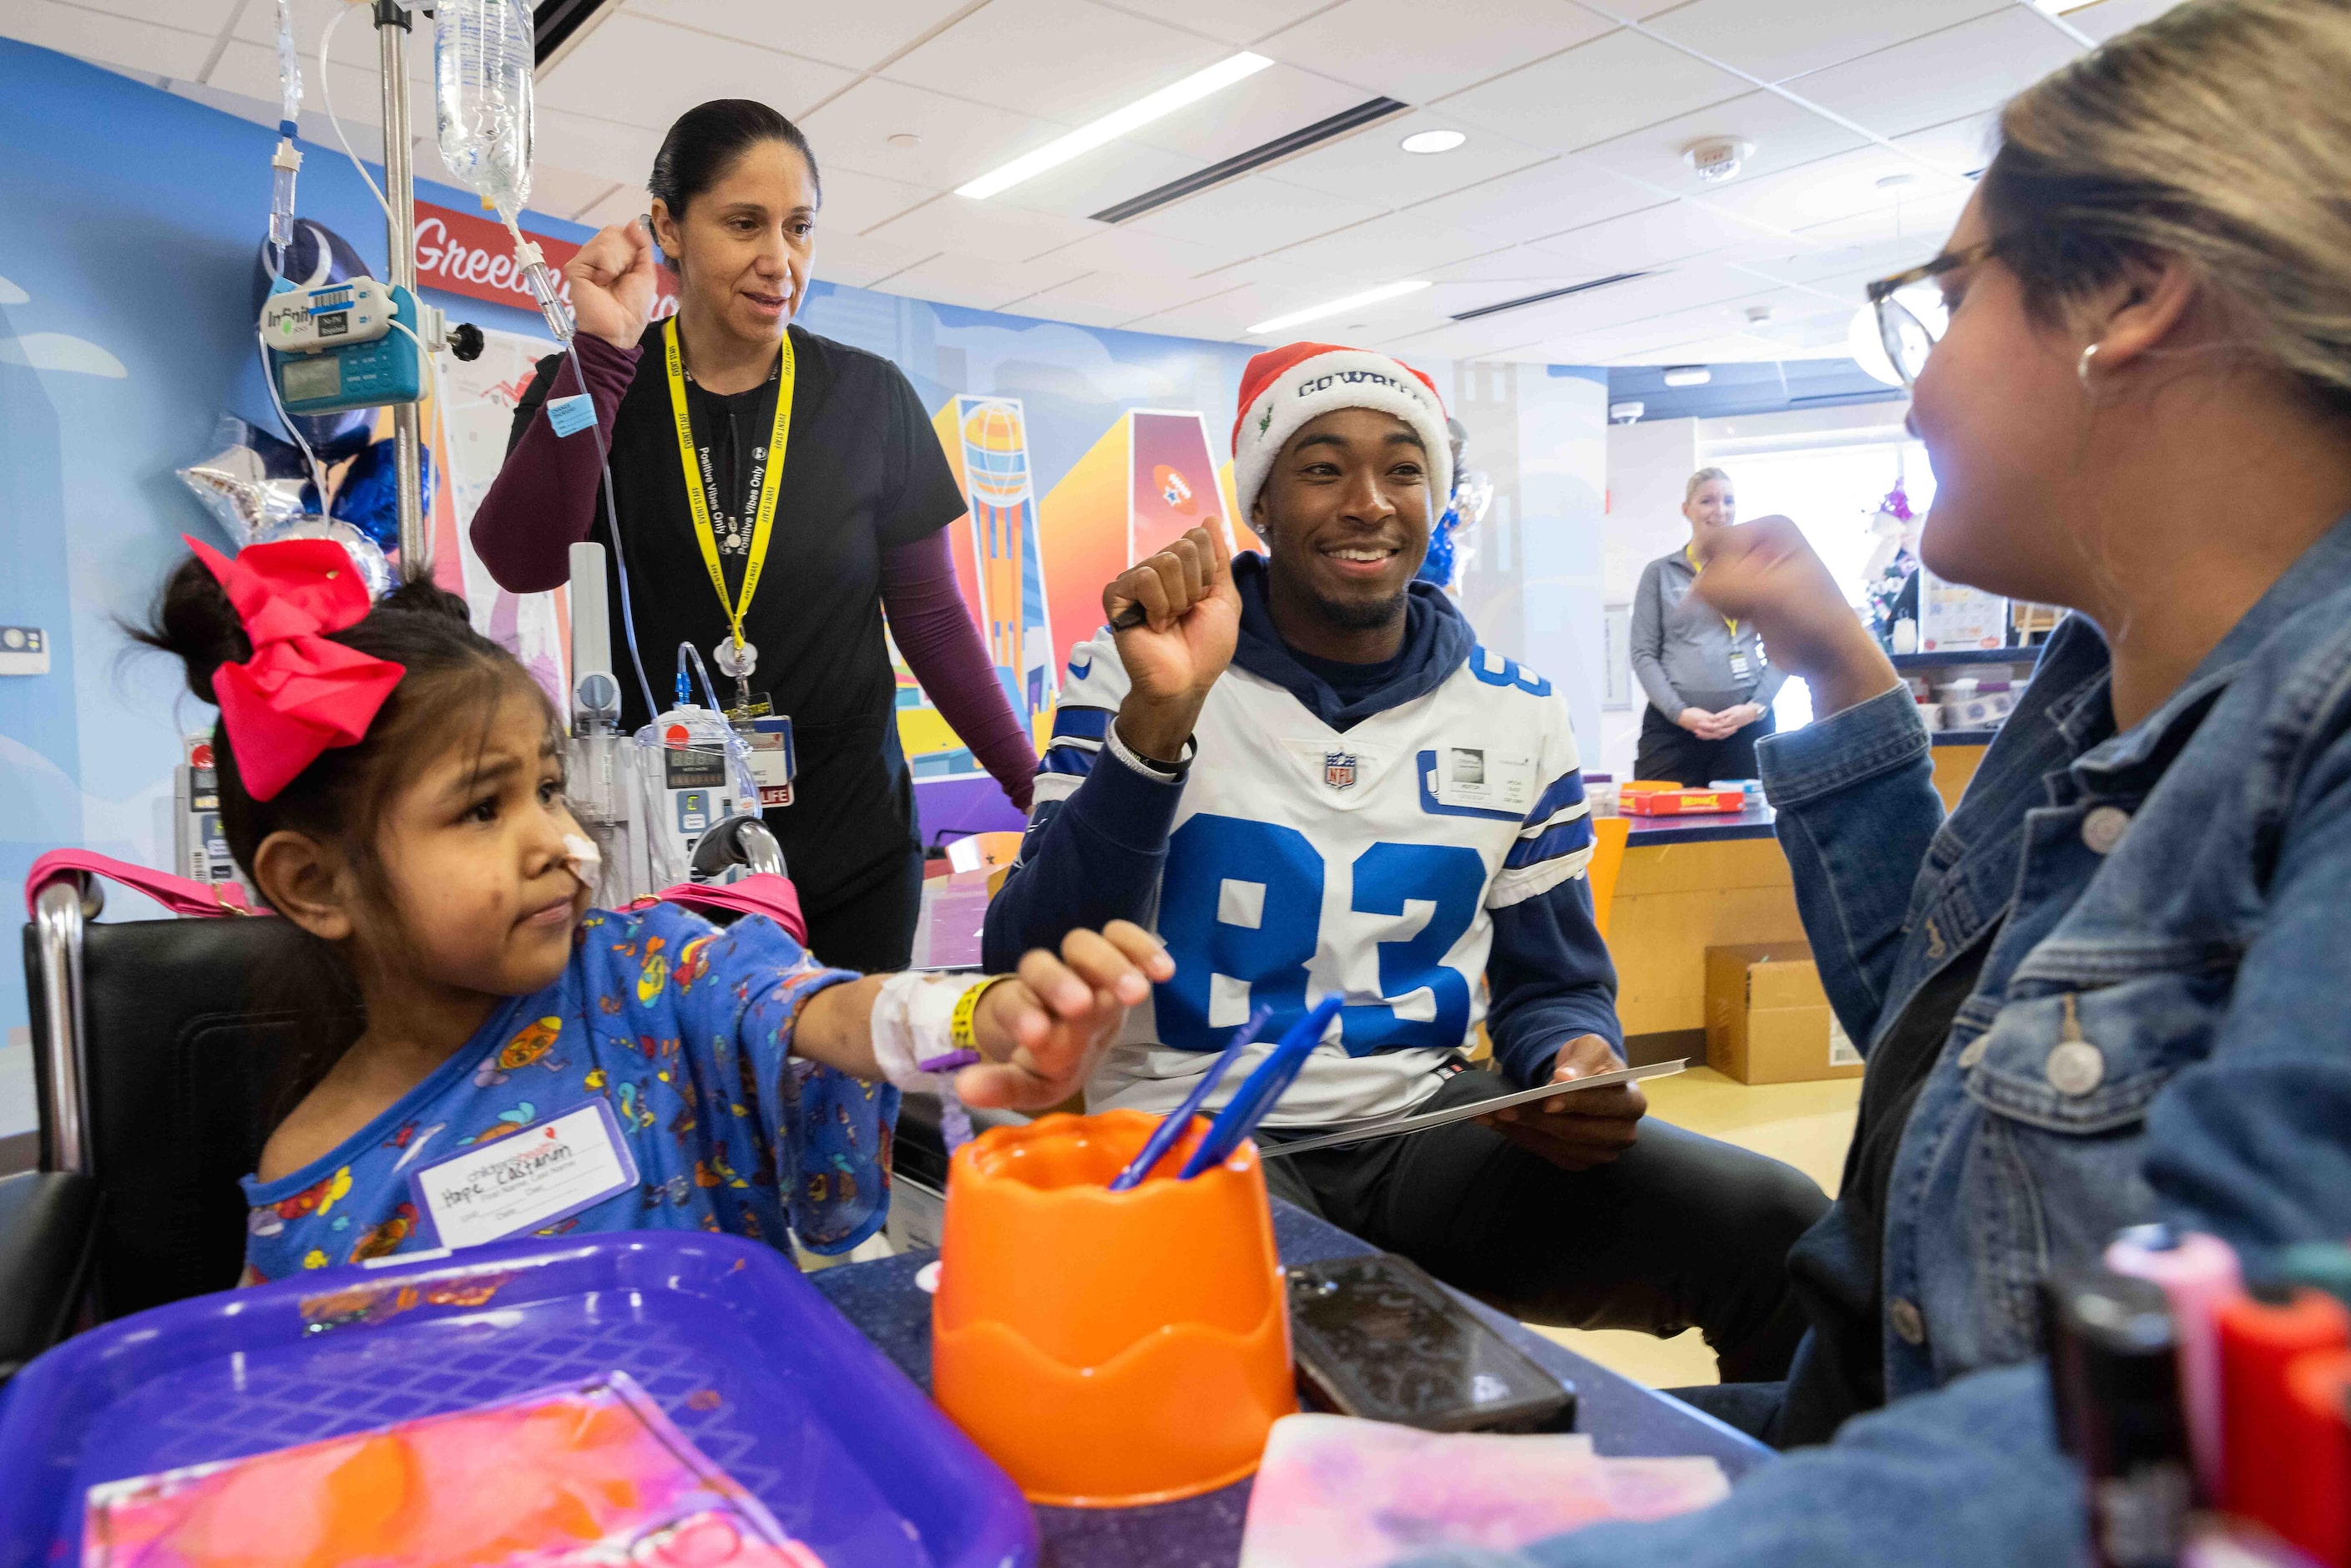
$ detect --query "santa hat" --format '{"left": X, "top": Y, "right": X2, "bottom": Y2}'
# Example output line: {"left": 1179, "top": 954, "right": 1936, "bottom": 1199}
{"left": 1230, "top": 342, "right": 1452, "bottom": 525}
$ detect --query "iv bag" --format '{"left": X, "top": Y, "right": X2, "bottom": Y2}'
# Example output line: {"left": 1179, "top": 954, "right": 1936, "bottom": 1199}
{"left": 435, "top": 0, "right": 535, "bottom": 220}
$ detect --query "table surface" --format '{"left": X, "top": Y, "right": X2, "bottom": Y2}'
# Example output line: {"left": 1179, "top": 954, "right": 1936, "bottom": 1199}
{"left": 812, "top": 1200, "right": 1769, "bottom": 1568}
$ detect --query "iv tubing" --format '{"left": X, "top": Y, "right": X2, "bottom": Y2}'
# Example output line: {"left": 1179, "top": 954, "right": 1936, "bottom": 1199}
{"left": 318, "top": 5, "right": 393, "bottom": 222}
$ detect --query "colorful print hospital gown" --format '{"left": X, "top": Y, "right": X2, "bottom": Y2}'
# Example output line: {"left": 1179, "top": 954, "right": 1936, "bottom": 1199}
{"left": 240, "top": 904, "right": 896, "bottom": 1283}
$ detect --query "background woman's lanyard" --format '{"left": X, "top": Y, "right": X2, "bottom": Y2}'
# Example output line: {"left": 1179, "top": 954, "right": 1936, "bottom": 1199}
{"left": 1686, "top": 542, "right": 1757, "bottom": 693}
{"left": 663, "top": 316, "right": 794, "bottom": 671}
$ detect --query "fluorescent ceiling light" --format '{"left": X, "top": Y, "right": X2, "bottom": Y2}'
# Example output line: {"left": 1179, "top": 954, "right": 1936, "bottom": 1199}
{"left": 957, "top": 53, "right": 1275, "bottom": 200}
{"left": 1400, "top": 129, "right": 1466, "bottom": 154}
{"left": 1661, "top": 365, "right": 1711, "bottom": 387}
{"left": 1248, "top": 280, "right": 1430, "bottom": 336}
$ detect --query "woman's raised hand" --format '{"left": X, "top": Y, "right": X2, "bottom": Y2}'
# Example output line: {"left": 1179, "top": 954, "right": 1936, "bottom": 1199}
{"left": 564, "top": 220, "right": 660, "bottom": 351}
{"left": 958, "top": 922, "right": 1174, "bottom": 1111}
{"left": 1693, "top": 516, "right": 1900, "bottom": 719}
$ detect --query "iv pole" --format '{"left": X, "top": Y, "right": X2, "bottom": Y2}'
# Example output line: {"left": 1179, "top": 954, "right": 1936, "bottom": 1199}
{"left": 373, "top": 0, "right": 429, "bottom": 584}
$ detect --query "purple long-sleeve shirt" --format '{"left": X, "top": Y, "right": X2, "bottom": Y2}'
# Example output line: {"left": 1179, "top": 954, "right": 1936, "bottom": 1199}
{"left": 468, "top": 331, "right": 1034, "bottom": 812}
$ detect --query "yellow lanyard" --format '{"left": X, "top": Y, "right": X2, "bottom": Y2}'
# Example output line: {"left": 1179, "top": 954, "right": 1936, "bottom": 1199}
{"left": 1685, "top": 544, "right": 1738, "bottom": 640}
{"left": 663, "top": 316, "right": 795, "bottom": 660}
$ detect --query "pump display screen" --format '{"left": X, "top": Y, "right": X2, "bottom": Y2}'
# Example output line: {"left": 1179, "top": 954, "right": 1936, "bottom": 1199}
{"left": 281, "top": 353, "right": 340, "bottom": 401}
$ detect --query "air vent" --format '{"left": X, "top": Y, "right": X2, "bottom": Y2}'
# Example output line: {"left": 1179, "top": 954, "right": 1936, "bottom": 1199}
{"left": 1089, "top": 98, "right": 1410, "bottom": 224}
{"left": 534, "top": 0, "right": 616, "bottom": 68}
{"left": 1449, "top": 271, "right": 1649, "bottom": 323}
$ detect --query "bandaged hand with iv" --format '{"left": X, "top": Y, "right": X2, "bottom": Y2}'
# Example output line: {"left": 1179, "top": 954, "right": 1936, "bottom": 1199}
{"left": 135, "top": 536, "right": 1167, "bottom": 1280}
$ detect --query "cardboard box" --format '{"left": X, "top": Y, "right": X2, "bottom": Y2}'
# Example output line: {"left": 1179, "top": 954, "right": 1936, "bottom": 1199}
{"left": 1704, "top": 943, "right": 1866, "bottom": 1085}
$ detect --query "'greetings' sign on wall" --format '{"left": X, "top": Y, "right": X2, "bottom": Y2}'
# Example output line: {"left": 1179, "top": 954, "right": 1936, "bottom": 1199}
{"left": 412, "top": 200, "right": 677, "bottom": 322}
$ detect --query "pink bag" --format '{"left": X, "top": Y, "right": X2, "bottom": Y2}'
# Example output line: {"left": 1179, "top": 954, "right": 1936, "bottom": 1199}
{"left": 23, "top": 851, "right": 806, "bottom": 946}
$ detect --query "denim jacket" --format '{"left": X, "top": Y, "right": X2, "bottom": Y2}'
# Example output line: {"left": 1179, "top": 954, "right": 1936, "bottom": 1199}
{"left": 1409, "top": 511, "right": 2351, "bottom": 1568}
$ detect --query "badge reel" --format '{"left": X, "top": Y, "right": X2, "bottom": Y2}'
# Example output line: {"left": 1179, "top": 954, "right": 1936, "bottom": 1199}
{"left": 713, "top": 637, "right": 796, "bottom": 812}
{"left": 715, "top": 635, "right": 757, "bottom": 721}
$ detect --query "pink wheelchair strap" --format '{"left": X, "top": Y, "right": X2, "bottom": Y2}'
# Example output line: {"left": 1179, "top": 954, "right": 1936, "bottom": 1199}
{"left": 23, "top": 849, "right": 263, "bottom": 920}
{"left": 635, "top": 873, "right": 809, "bottom": 945}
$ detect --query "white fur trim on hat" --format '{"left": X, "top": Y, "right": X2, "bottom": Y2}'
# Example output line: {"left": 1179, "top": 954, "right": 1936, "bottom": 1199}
{"left": 1232, "top": 349, "right": 1453, "bottom": 527}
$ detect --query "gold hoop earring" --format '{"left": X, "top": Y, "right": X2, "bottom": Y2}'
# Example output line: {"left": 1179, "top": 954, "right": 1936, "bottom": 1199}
{"left": 2076, "top": 342, "right": 2101, "bottom": 389}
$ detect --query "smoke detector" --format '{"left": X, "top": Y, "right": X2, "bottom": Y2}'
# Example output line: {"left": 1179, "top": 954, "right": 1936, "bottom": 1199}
{"left": 1745, "top": 303, "right": 1775, "bottom": 325}
{"left": 1609, "top": 400, "right": 1646, "bottom": 424}
{"left": 1683, "top": 138, "right": 1753, "bottom": 184}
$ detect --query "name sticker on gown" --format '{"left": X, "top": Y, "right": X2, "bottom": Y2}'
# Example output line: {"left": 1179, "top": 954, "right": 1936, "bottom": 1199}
{"left": 409, "top": 1099, "right": 639, "bottom": 1250}
{"left": 1428, "top": 741, "right": 1536, "bottom": 814}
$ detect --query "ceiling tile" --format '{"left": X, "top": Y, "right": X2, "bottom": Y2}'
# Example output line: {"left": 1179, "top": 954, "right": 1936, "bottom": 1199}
{"left": 811, "top": 230, "right": 948, "bottom": 288}
{"left": 576, "top": 180, "right": 666, "bottom": 229}
{"left": 882, "top": 0, "right": 1230, "bottom": 126}
{"left": 527, "top": 163, "right": 630, "bottom": 224}
{"left": 1572, "top": 89, "right": 1868, "bottom": 208}
{"left": 1125, "top": 171, "right": 1386, "bottom": 266}
{"left": 1888, "top": 109, "right": 2000, "bottom": 178}
{"left": 1089, "top": 0, "right": 1337, "bottom": 48}
{"left": 1692, "top": 144, "right": 1969, "bottom": 232}
{"left": 1117, "top": 284, "right": 1254, "bottom": 337}
{"left": 1009, "top": 269, "right": 1196, "bottom": 325}
{"left": 2056, "top": 0, "right": 2184, "bottom": 43}
{"left": 1119, "top": 62, "right": 1369, "bottom": 164}
{"left": 1437, "top": 27, "right": 1750, "bottom": 152}
{"left": 1523, "top": 200, "right": 1747, "bottom": 271}
{"left": 1401, "top": 156, "right": 1664, "bottom": 247}
{"left": 1641, "top": 0, "right": 2013, "bottom": 84}
{"left": 1783, "top": 7, "right": 2080, "bottom": 139}
{"left": 1259, "top": 218, "right": 1510, "bottom": 292}
{"left": 801, "top": 78, "right": 1063, "bottom": 190}
{"left": 533, "top": 108, "right": 668, "bottom": 192}
{"left": 537, "top": 15, "right": 857, "bottom": 129}
{"left": 1024, "top": 223, "right": 1231, "bottom": 281}
{"left": 209, "top": 39, "right": 390, "bottom": 132}
{"left": 877, "top": 250, "right": 1092, "bottom": 311}
{"left": 0, "top": 0, "right": 210, "bottom": 78}
{"left": 1783, "top": 182, "right": 1969, "bottom": 254}
{"left": 619, "top": 0, "right": 979, "bottom": 73}
{"left": 861, "top": 191, "right": 1105, "bottom": 257}
{"left": 988, "top": 139, "right": 1206, "bottom": 223}
{"left": 78, "top": 0, "right": 240, "bottom": 33}
{"left": 1423, "top": 245, "right": 1605, "bottom": 286}
{"left": 1261, "top": 109, "right": 1555, "bottom": 208}
{"left": 1385, "top": 318, "right": 1550, "bottom": 362}
{"left": 1256, "top": 0, "right": 1615, "bottom": 104}
{"left": 226, "top": 0, "right": 432, "bottom": 81}
{"left": 807, "top": 168, "right": 940, "bottom": 235}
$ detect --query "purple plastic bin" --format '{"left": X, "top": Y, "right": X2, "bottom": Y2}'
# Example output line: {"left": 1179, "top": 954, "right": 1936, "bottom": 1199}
{"left": 0, "top": 1231, "right": 1038, "bottom": 1567}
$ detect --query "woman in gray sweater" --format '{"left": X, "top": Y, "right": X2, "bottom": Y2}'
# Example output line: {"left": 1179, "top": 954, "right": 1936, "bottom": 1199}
{"left": 1629, "top": 468, "right": 1787, "bottom": 784}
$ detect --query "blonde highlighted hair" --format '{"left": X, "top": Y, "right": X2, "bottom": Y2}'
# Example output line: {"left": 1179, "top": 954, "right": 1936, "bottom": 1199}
{"left": 1684, "top": 467, "right": 1732, "bottom": 504}
{"left": 1986, "top": 0, "right": 2351, "bottom": 417}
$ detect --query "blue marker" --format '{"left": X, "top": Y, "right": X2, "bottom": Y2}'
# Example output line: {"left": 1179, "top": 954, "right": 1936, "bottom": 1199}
{"left": 1109, "top": 1004, "right": 1272, "bottom": 1191}
{"left": 1178, "top": 995, "right": 1345, "bottom": 1180}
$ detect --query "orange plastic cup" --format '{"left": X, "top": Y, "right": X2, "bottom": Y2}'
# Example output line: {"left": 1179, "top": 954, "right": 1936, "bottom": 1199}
{"left": 930, "top": 1110, "right": 1295, "bottom": 1507}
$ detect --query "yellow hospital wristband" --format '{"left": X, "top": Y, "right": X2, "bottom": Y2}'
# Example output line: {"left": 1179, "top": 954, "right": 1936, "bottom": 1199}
{"left": 951, "top": 974, "right": 1019, "bottom": 1051}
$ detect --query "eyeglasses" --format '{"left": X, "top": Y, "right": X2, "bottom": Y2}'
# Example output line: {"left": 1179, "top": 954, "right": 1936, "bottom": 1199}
{"left": 1863, "top": 240, "right": 1994, "bottom": 387}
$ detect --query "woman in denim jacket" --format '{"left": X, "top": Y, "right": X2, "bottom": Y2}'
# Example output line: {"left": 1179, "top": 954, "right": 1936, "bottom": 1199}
{"left": 1419, "top": 3, "right": 2351, "bottom": 1564}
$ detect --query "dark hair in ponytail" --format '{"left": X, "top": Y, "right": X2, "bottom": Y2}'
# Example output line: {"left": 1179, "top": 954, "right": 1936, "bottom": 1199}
{"left": 648, "top": 99, "right": 821, "bottom": 265}
{"left": 132, "top": 556, "right": 554, "bottom": 1124}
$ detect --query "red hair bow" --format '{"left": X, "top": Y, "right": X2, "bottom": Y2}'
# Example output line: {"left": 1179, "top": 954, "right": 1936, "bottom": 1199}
{"left": 185, "top": 534, "right": 406, "bottom": 802}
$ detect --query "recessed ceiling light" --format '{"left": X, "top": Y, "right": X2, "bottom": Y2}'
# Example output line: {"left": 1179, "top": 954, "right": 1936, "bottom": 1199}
{"left": 1400, "top": 129, "right": 1466, "bottom": 155}
{"left": 1248, "top": 280, "right": 1429, "bottom": 336}
{"left": 956, "top": 53, "right": 1275, "bottom": 200}
{"left": 887, "top": 133, "right": 922, "bottom": 149}
{"left": 1875, "top": 172, "right": 1918, "bottom": 190}
{"left": 1661, "top": 365, "right": 1711, "bottom": 387}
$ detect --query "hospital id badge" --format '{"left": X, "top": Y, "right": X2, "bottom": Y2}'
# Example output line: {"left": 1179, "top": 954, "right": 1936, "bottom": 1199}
{"left": 746, "top": 715, "right": 795, "bottom": 808}
{"left": 408, "top": 1099, "right": 639, "bottom": 1250}
{"left": 1728, "top": 649, "right": 1753, "bottom": 680}
{"left": 1428, "top": 741, "right": 1536, "bottom": 814}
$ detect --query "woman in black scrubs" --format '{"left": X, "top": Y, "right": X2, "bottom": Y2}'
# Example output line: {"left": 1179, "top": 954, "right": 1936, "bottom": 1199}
{"left": 470, "top": 102, "right": 1037, "bottom": 973}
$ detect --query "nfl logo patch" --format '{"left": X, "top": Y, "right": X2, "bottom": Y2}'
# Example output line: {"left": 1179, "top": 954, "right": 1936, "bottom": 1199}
{"left": 1323, "top": 751, "right": 1358, "bottom": 791}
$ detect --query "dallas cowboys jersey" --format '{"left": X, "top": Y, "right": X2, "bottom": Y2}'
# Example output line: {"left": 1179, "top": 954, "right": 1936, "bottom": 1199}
{"left": 1028, "top": 628, "right": 1598, "bottom": 1127}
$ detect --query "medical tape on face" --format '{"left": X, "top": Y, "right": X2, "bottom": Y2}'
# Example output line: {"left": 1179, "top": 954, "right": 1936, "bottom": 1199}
{"left": 561, "top": 832, "right": 602, "bottom": 888}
